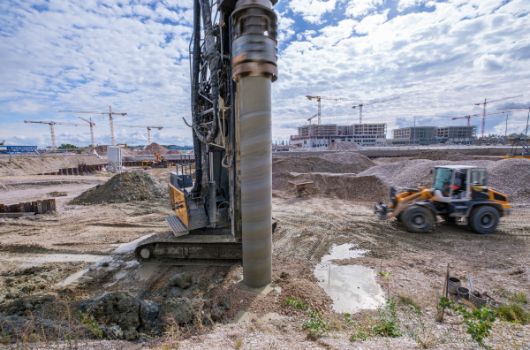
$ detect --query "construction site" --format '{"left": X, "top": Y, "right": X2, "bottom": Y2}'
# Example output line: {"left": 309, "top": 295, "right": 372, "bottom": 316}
{"left": 1, "top": 0, "right": 530, "bottom": 349}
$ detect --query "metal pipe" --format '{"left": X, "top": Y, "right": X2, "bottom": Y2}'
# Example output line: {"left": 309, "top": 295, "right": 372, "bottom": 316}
{"left": 232, "top": 0, "right": 277, "bottom": 287}
{"left": 238, "top": 76, "right": 272, "bottom": 287}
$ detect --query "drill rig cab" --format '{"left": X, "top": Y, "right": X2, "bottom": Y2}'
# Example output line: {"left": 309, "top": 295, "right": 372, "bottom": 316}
{"left": 375, "top": 165, "right": 511, "bottom": 234}
{"left": 135, "top": 0, "right": 278, "bottom": 288}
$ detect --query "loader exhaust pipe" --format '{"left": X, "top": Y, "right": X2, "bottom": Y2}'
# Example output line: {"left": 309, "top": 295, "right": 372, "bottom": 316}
{"left": 232, "top": 0, "right": 277, "bottom": 288}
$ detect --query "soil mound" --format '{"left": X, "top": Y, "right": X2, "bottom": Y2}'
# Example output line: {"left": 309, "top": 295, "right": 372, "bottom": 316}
{"left": 273, "top": 152, "right": 375, "bottom": 190}
{"left": 142, "top": 143, "right": 168, "bottom": 155}
{"left": 70, "top": 171, "right": 165, "bottom": 205}
{"left": 287, "top": 172, "right": 389, "bottom": 202}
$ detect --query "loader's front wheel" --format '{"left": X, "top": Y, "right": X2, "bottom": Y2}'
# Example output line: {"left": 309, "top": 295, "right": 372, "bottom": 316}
{"left": 402, "top": 206, "right": 435, "bottom": 233}
{"left": 469, "top": 206, "right": 499, "bottom": 234}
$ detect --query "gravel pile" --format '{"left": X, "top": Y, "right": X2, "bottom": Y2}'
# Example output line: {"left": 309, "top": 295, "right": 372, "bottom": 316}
{"left": 70, "top": 171, "right": 166, "bottom": 205}
{"left": 359, "top": 158, "right": 530, "bottom": 203}
{"left": 273, "top": 152, "right": 374, "bottom": 190}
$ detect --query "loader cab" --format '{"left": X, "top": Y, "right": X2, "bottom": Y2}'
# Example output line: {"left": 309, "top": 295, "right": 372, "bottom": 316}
{"left": 433, "top": 165, "right": 487, "bottom": 200}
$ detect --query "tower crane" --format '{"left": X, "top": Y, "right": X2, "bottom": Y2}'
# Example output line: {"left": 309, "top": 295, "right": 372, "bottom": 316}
{"left": 77, "top": 117, "right": 96, "bottom": 150}
{"left": 127, "top": 125, "right": 164, "bottom": 144}
{"left": 508, "top": 106, "right": 530, "bottom": 136}
{"left": 473, "top": 95, "right": 522, "bottom": 138}
{"left": 59, "top": 106, "right": 127, "bottom": 145}
{"left": 306, "top": 113, "right": 318, "bottom": 125}
{"left": 24, "top": 120, "right": 79, "bottom": 149}
{"left": 352, "top": 96, "right": 400, "bottom": 124}
{"left": 452, "top": 111, "right": 509, "bottom": 139}
{"left": 306, "top": 95, "right": 348, "bottom": 125}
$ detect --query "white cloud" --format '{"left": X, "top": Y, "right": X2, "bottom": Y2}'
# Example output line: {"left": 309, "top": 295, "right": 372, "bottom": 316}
{"left": 289, "top": 0, "right": 338, "bottom": 24}
{"left": 345, "top": 0, "right": 384, "bottom": 18}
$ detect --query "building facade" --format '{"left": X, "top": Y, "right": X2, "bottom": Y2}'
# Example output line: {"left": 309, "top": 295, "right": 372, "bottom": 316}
{"left": 436, "top": 126, "right": 476, "bottom": 144}
{"left": 391, "top": 126, "right": 476, "bottom": 145}
{"left": 290, "top": 123, "right": 387, "bottom": 149}
{"left": 392, "top": 126, "right": 438, "bottom": 145}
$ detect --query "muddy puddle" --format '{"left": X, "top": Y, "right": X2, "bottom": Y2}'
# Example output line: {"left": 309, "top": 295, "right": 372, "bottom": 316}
{"left": 314, "top": 243, "right": 385, "bottom": 313}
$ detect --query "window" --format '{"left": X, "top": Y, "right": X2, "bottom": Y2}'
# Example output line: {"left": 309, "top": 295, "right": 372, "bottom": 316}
{"left": 433, "top": 168, "right": 452, "bottom": 194}
{"left": 470, "top": 169, "right": 487, "bottom": 186}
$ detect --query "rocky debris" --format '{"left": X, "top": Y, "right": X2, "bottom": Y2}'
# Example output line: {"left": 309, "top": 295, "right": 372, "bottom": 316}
{"left": 287, "top": 172, "right": 390, "bottom": 202}
{"left": 76, "top": 291, "right": 161, "bottom": 340}
{"left": 70, "top": 171, "right": 166, "bottom": 205}
{"left": 162, "top": 297, "right": 195, "bottom": 325}
{"left": 168, "top": 272, "right": 193, "bottom": 289}
{"left": 273, "top": 152, "right": 375, "bottom": 190}
{"left": 0, "top": 294, "right": 57, "bottom": 317}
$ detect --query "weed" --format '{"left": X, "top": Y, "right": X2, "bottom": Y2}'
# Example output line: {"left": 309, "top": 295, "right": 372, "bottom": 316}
{"left": 397, "top": 294, "right": 422, "bottom": 314}
{"left": 234, "top": 337, "right": 243, "bottom": 349}
{"left": 303, "top": 310, "right": 328, "bottom": 339}
{"left": 496, "top": 303, "right": 530, "bottom": 324}
{"left": 79, "top": 313, "right": 104, "bottom": 339}
{"left": 379, "top": 271, "right": 391, "bottom": 279}
{"left": 439, "top": 297, "right": 496, "bottom": 348}
{"left": 510, "top": 292, "right": 528, "bottom": 305}
{"left": 284, "top": 296, "right": 308, "bottom": 311}
{"left": 349, "top": 329, "right": 369, "bottom": 342}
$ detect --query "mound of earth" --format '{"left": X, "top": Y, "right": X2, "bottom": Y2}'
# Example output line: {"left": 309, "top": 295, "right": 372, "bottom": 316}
{"left": 287, "top": 172, "right": 389, "bottom": 202}
{"left": 273, "top": 152, "right": 375, "bottom": 190}
{"left": 142, "top": 143, "right": 168, "bottom": 155}
{"left": 70, "top": 171, "right": 166, "bottom": 205}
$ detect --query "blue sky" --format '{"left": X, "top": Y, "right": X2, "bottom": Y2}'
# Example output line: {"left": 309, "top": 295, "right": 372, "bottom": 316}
{"left": 0, "top": 0, "right": 529, "bottom": 147}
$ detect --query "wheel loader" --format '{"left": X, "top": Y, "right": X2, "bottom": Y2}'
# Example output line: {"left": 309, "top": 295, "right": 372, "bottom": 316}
{"left": 375, "top": 165, "right": 511, "bottom": 234}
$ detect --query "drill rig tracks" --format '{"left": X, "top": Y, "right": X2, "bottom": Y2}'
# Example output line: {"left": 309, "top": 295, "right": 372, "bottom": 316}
{"left": 134, "top": 231, "right": 242, "bottom": 266}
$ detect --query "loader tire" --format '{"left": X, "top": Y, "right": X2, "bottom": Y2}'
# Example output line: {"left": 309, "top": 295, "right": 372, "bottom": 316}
{"left": 402, "top": 206, "right": 435, "bottom": 233}
{"left": 469, "top": 206, "right": 499, "bottom": 234}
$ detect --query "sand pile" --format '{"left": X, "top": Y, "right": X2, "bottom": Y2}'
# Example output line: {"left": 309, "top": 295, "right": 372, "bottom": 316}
{"left": 273, "top": 152, "right": 375, "bottom": 190}
{"left": 142, "top": 143, "right": 168, "bottom": 155}
{"left": 359, "top": 158, "right": 530, "bottom": 203}
{"left": 70, "top": 171, "right": 166, "bottom": 205}
{"left": 287, "top": 172, "right": 389, "bottom": 202}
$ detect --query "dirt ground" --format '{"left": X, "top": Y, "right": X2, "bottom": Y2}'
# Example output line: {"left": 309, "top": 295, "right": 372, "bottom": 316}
{"left": 0, "top": 154, "right": 529, "bottom": 349}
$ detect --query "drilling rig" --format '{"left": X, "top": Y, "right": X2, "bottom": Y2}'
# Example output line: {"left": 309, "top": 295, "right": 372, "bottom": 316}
{"left": 135, "top": 0, "right": 278, "bottom": 288}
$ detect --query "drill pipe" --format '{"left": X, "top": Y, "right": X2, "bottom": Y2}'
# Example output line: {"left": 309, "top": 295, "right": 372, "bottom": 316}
{"left": 238, "top": 76, "right": 272, "bottom": 287}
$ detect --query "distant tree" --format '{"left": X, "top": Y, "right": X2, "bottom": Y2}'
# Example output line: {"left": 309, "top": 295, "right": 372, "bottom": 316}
{"left": 58, "top": 143, "right": 77, "bottom": 150}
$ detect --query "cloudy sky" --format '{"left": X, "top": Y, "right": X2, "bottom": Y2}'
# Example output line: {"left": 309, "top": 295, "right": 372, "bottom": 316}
{"left": 0, "top": 0, "right": 529, "bottom": 147}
